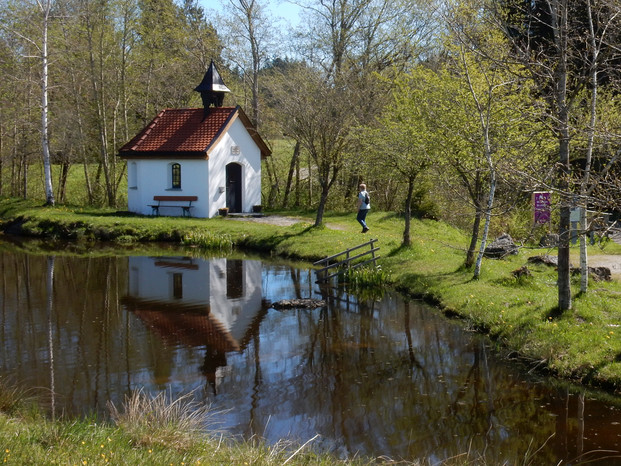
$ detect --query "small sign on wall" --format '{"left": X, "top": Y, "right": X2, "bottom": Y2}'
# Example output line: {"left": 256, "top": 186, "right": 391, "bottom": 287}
{"left": 533, "top": 191, "right": 551, "bottom": 224}
{"left": 230, "top": 145, "right": 240, "bottom": 155}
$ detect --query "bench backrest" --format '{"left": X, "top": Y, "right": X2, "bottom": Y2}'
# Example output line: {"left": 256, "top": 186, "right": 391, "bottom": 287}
{"left": 153, "top": 195, "right": 198, "bottom": 202}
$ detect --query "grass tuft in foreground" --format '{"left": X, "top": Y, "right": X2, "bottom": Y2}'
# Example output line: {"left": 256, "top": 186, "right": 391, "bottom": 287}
{"left": 108, "top": 389, "right": 209, "bottom": 450}
{"left": 0, "top": 377, "right": 35, "bottom": 416}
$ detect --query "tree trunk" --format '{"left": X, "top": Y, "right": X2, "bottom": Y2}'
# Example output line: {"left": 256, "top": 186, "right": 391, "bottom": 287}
{"left": 307, "top": 156, "right": 312, "bottom": 209}
{"left": 57, "top": 161, "right": 70, "bottom": 203}
{"left": 282, "top": 141, "right": 300, "bottom": 208}
{"left": 295, "top": 153, "right": 300, "bottom": 207}
{"left": 466, "top": 205, "right": 482, "bottom": 268}
{"left": 579, "top": 0, "right": 599, "bottom": 294}
{"left": 314, "top": 184, "right": 329, "bottom": 226}
{"left": 21, "top": 153, "right": 28, "bottom": 199}
{"left": 83, "top": 158, "right": 94, "bottom": 204}
{"left": 402, "top": 175, "right": 415, "bottom": 247}
{"left": 41, "top": 0, "right": 55, "bottom": 206}
{"left": 0, "top": 122, "right": 3, "bottom": 196}
{"left": 556, "top": 1, "right": 572, "bottom": 311}
{"left": 264, "top": 156, "right": 278, "bottom": 208}
{"left": 474, "top": 173, "right": 495, "bottom": 279}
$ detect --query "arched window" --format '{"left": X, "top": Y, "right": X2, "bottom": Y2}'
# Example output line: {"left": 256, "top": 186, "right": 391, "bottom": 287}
{"left": 171, "top": 163, "right": 181, "bottom": 189}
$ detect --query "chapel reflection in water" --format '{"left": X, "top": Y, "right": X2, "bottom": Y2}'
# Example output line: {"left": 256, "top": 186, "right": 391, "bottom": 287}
{"left": 121, "top": 256, "right": 270, "bottom": 394}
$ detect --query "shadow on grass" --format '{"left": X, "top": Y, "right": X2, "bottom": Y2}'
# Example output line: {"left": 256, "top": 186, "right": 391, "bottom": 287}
{"left": 545, "top": 306, "right": 566, "bottom": 320}
{"left": 387, "top": 243, "right": 410, "bottom": 257}
{"left": 235, "top": 223, "right": 323, "bottom": 256}
{"left": 71, "top": 210, "right": 171, "bottom": 218}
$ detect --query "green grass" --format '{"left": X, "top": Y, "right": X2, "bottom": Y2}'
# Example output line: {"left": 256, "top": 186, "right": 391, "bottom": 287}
{"left": 0, "top": 386, "right": 374, "bottom": 466}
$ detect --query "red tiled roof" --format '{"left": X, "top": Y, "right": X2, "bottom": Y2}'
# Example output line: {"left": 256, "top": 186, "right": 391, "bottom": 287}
{"left": 119, "top": 107, "right": 235, "bottom": 157}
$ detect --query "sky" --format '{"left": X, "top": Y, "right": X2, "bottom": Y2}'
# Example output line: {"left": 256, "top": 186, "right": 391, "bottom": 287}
{"left": 202, "top": 0, "right": 302, "bottom": 28}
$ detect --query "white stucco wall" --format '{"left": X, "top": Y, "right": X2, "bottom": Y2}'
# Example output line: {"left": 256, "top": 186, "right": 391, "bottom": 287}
{"left": 127, "top": 158, "right": 209, "bottom": 217}
{"left": 125, "top": 115, "right": 263, "bottom": 218}
{"left": 207, "top": 117, "right": 263, "bottom": 217}
{"left": 206, "top": 258, "right": 263, "bottom": 341}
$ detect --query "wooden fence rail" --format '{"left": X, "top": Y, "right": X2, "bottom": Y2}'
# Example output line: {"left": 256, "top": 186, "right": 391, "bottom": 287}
{"left": 313, "top": 239, "right": 380, "bottom": 284}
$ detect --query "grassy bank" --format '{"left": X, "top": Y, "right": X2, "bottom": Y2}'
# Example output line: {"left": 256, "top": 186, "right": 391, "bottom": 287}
{"left": 0, "top": 385, "right": 369, "bottom": 465}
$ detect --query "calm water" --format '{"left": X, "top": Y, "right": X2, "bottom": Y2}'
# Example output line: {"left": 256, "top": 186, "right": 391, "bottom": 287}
{"left": 1, "top": 244, "right": 621, "bottom": 464}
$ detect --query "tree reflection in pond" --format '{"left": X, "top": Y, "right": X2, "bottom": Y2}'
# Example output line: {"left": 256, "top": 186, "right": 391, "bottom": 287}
{"left": 0, "top": 248, "right": 620, "bottom": 464}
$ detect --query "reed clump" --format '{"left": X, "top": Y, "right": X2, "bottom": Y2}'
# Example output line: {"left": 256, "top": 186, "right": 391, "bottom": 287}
{"left": 0, "top": 377, "right": 34, "bottom": 416}
{"left": 108, "top": 389, "right": 214, "bottom": 450}
{"left": 183, "top": 229, "right": 234, "bottom": 251}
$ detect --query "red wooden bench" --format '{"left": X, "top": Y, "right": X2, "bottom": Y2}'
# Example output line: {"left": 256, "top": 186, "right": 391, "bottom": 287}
{"left": 149, "top": 195, "right": 198, "bottom": 217}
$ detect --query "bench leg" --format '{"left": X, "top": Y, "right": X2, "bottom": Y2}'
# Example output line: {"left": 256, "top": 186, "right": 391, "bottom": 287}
{"left": 182, "top": 207, "right": 191, "bottom": 217}
{"left": 151, "top": 206, "right": 159, "bottom": 216}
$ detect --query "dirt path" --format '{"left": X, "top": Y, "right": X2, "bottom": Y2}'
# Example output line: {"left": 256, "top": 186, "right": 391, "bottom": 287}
{"left": 230, "top": 214, "right": 347, "bottom": 230}
{"left": 583, "top": 255, "right": 621, "bottom": 279}
{"left": 230, "top": 215, "right": 305, "bottom": 227}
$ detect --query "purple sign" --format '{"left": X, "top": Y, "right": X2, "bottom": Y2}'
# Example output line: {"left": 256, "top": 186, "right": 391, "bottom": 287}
{"left": 533, "top": 192, "right": 551, "bottom": 224}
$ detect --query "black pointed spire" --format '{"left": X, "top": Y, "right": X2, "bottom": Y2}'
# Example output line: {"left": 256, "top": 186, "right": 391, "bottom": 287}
{"left": 195, "top": 60, "right": 231, "bottom": 115}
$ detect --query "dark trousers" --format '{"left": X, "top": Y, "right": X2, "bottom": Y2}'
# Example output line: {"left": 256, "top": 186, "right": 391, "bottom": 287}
{"left": 357, "top": 209, "right": 369, "bottom": 229}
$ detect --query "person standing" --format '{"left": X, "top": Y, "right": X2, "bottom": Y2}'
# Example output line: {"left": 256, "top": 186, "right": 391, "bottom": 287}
{"left": 356, "top": 183, "right": 370, "bottom": 233}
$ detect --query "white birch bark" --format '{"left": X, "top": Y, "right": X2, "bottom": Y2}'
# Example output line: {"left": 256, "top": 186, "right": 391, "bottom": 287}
{"left": 457, "top": 45, "right": 497, "bottom": 280}
{"left": 40, "top": 0, "right": 55, "bottom": 205}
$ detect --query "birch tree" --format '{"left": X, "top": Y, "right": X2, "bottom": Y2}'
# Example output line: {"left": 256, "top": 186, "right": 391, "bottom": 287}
{"left": 2, "top": 0, "right": 56, "bottom": 205}
{"left": 443, "top": 1, "right": 544, "bottom": 278}
{"left": 39, "top": 0, "right": 54, "bottom": 205}
{"left": 500, "top": 0, "right": 576, "bottom": 310}
{"left": 577, "top": 0, "right": 621, "bottom": 293}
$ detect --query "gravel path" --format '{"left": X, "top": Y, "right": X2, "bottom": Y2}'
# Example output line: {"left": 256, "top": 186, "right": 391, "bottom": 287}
{"left": 230, "top": 214, "right": 347, "bottom": 230}
{"left": 230, "top": 214, "right": 306, "bottom": 226}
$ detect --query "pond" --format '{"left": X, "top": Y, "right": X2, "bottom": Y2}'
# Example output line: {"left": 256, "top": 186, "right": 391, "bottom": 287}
{"left": 1, "top": 244, "right": 621, "bottom": 464}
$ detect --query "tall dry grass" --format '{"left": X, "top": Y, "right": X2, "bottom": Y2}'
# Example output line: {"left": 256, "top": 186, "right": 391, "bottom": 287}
{"left": 108, "top": 389, "right": 218, "bottom": 450}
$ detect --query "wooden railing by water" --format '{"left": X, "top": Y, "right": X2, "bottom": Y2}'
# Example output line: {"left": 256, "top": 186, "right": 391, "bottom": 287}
{"left": 313, "top": 239, "right": 380, "bottom": 283}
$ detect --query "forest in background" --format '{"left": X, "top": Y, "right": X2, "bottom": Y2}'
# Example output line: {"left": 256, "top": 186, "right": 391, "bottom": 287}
{"left": 2, "top": 0, "right": 621, "bottom": 310}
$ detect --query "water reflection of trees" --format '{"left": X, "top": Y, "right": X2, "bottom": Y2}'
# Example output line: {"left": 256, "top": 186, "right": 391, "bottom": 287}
{"left": 1, "top": 250, "right": 620, "bottom": 463}
{"left": 0, "top": 252, "right": 133, "bottom": 415}
{"left": 215, "top": 282, "right": 606, "bottom": 464}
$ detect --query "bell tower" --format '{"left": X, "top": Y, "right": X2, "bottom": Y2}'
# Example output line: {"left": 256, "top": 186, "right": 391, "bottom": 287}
{"left": 194, "top": 60, "right": 231, "bottom": 116}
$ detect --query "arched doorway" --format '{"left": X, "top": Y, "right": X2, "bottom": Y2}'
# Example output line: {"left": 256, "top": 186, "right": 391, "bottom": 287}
{"left": 226, "top": 163, "right": 242, "bottom": 213}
